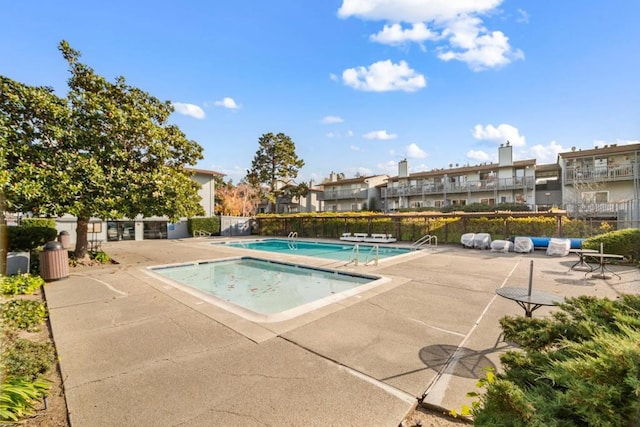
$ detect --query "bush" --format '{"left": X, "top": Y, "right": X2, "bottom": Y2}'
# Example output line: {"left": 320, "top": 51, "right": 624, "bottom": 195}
{"left": 0, "top": 299, "right": 48, "bottom": 332}
{"left": 2, "top": 338, "right": 55, "bottom": 381}
{"left": 7, "top": 226, "right": 57, "bottom": 252}
{"left": 20, "top": 218, "right": 56, "bottom": 228}
{"left": 1, "top": 274, "right": 45, "bottom": 296}
{"left": 187, "top": 216, "right": 221, "bottom": 236}
{"left": 582, "top": 228, "right": 640, "bottom": 262}
{"left": 471, "top": 295, "right": 640, "bottom": 426}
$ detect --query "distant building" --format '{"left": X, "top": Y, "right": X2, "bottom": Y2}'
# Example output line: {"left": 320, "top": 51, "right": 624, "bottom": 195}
{"left": 318, "top": 173, "right": 389, "bottom": 212}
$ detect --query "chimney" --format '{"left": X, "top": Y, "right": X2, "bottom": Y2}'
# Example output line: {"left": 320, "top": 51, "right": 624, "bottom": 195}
{"left": 398, "top": 159, "right": 409, "bottom": 178}
{"left": 498, "top": 143, "right": 513, "bottom": 167}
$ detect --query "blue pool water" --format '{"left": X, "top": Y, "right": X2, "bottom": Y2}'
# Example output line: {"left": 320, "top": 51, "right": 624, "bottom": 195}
{"left": 148, "top": 257, "right": 387, "bottom": 322}
{"left": 214, "top": 238, "right": 413, "bottom": 261}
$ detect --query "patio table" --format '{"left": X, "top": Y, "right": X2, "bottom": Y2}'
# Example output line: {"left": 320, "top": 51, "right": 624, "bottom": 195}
{"left": 586, "top": 253, "right": 625, "bottom": 280}
{"left": 569, "top": 249, "right": 599, "bottom": 271}
{"left": 496, "top": 287, "right": 563, "bottom": 318}
{"left": 495, "top": 260, "right": 563, "bottom": 318}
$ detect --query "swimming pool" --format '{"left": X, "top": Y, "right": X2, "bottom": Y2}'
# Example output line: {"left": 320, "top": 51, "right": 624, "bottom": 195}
{"left": 213, "top": 238, "right": 414, "bottom": 262}
{"left": 148, "top": 256, "right": 389, "bottom": 322}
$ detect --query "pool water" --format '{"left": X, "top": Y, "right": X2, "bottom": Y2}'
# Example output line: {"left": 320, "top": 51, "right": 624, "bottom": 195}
{"left": 148, "top": 257, "right": 388, "bottom": 322}
{"left": 215, "top": 238, "right": 413, "bottom": 262}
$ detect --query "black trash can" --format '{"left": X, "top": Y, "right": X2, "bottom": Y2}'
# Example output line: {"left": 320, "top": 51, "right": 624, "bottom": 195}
{"left": 40, "top": 241, "right": 69, "bottom": 282}
{"left": 57, "top": 230, "right": 72, "bottom": 250}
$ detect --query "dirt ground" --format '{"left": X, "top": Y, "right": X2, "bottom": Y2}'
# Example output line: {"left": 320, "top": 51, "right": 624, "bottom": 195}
{"left": 401, "top": 404, "right": 473, "bottom": 427}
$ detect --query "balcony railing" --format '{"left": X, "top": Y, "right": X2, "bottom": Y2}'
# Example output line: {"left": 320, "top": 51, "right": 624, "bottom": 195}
{"left": 381, "top": 176, "right": 535, "bottom": 198}
{"left": 319, "top": 188, "right": 368, "bottom": 201}
{"left": 563, "top": 202, "right": 625, "bottom": 218}
{"left": 564, "top": 165, "right": 637, "bottom": 184}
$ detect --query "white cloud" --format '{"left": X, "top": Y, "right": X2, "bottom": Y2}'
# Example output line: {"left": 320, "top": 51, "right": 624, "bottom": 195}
{"left": 473, "top": 123, "right": 526, "bottom": 147}
{"left": 406, "top": 143, "right": 427, "bottom": 158}
{"left": 526, "top": 141, "right": 567, "bottom": 164}
{"left": 326, "top": 132, "right": 337, "bottom": 138}
{"left": 172, "top": 102, "right": 206, "bottom": 119}
{"left": 370, "top": 23, "right": 439, "bottom": 46}
{"left": 350, "top": 145, "right": 361, "bottom": 151}
{"left": 338, "top": 0, "right": 502, "bottom": 22}
{"left": 329, "top": 73, "right": 339, "bottom": 81}
{"left": 346, "top": 130, "right": 354, "bottom": 137}
{"left": 466, "top": 150, "right": 491, "bottom": 161}
{"left": 593, "top": 139, "right": 640, "bottom": 147}
{"left": 438, "top": 17, "right": 524, "bottom": 71}
{"left": 363, "top": 130, "right": 398, "bottom": 140}
{"left": 337, "top": 0, "right": 524, "bottom": 71}
{"left": 214, "top": 97, "right": 239, "bottom": 109}
{"left": 377, "top": 160, "right": 398, "bottom": 174}
{"left": 322, "top": 115, "right": 344, "bottom": 124}
{"left": 342, "top": 60, "right": 426, "bottom": 92}
{"left": 516, "top": 8, "right": 530, "bottom": 24}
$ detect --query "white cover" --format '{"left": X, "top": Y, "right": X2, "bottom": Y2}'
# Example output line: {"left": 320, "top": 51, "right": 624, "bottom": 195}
{"left": 461, "top": 233, "right": 476, "bottom": 248}
{"left": 514, "top": 237, "right": 534, "bottom": 253}
{"left": 546, "top": 238, "right": 571, "bottom": 257}
{"left": 490, "top": 240, "right": 513, "bottom": 253}
{"left": 473, "top": 233, "right": 492, "bottom": 249}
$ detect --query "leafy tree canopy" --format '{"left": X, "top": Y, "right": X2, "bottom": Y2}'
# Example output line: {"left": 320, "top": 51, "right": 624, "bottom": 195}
{"left": 0, "top": 41, "right": 204, "bottom": 257}
{"left": 246, "top": 132, "right": 304, "bottom": 211}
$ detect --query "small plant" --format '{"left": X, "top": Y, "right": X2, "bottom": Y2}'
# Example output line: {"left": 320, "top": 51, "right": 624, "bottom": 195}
{"left": 89, "top": 250, "right": 111, "bottom": 264}
{"left": 0, "top": 377, "right": 50, "bottom": 422}
{"left": 2, "top": 338, "right": 56, "bottom": 381}
{"left": 0, "top": 299, "right": 48, "bottom": 331}
{"left": 1, "top": 273, "right": 45, "bottom": 296}
{"left": 450, "top": 368, "right": 496, "bottom": 419}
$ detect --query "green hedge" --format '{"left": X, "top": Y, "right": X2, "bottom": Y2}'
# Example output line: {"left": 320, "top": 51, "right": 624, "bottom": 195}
{"left": 7, "top": 226, "right": 58, "bottom": 252}
{"left": 20, "top": 218, "right": 56, "bottom": 228}
{"left": 582, "top": 228, "right": 640, "bottom": 262}
{"left": 187, "top": 217, "right": 221, "bottom": 236}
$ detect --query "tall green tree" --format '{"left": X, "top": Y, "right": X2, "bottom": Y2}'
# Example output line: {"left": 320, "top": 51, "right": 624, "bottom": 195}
{"left": 0, "top": 41, "right": 204, "bottom": 258}
{"left": 246, "top": 132, "right": 304, "bottom": 212}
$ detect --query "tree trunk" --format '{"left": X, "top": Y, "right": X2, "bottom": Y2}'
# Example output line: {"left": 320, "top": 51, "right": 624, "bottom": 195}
{"left": 75, "top": 216, "right": 89, "bottom": 259}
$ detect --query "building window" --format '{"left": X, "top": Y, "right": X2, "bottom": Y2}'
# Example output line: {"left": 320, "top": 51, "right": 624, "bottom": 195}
{"left": 143, "top": 221, "right": 167, "bottom": 239}
{"left": 480, "top": 198, "right": 496, "bottom": 205}
{"left": 451, "top": 199, "right": 467, "bottom": 206}
{"left": 434, "top": 200, "right": 444, "bottom": 208}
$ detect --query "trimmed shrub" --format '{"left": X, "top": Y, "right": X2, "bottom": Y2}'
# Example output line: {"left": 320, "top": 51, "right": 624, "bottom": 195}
{"left": 471, "top": 295, "right": 640, "bottom": 426}
{"left": 582, "top": 228, "right": 640, "bottom": 262}
{"left": 7, "top": 226, "right": 57, "bottom": 252}
{"left": 0, "top": 299, "right": 48, "bottom": 332}
{"left": 20, "top": 218, "right": 56, "bottom": 228}
{"left": 187, "top": 216, "right": 221, "bottom": 236}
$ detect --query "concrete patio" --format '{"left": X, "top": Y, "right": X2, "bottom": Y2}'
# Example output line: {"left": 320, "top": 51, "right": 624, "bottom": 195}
{"left": 43, "top": 237, "right": 640, "bottom": 426}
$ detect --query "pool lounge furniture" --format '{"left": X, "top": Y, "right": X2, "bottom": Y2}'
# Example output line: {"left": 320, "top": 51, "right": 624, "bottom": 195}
{"left": 461, "top": 233, "right": 475, "bottom": 248}
{"left": 339, "top": 232, "right": 368, "bottom": 242}
{"left": 473, "top": 233, "right": 492, "bottom": 249}
{"left": 546, "top": 238, "right": 571, "bottom": 257}
{"left": 490, "top": 240, "right": 513, "bottom": 253}
{"left": 363, "top": 233, "right": 397, "bottom": 243}
{"left": 514, "top": 236, "right": 534, "bottom": 253}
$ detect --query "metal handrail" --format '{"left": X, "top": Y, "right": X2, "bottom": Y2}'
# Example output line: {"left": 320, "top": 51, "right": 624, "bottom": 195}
{"left": 364, "top": 244, "right": 379, "bottom": 266}
{"left": 287, "top": 231, "right": 298, "bottom": 239}
{"left": 346, "top": 244, "right": 359, "bottom": 266}
{"left": 412, "top": 234, "right": 438, "bottom": 248}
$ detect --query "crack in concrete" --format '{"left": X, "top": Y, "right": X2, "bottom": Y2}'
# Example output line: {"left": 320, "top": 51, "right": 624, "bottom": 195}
{"left": 174, "top": 407, "right": 266, "bottom": 426}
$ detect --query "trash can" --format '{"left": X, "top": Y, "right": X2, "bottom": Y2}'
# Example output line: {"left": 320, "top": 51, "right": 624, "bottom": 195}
{"left": 40, "top": 241, "right": 69, "bottom": 282}
{"left": 57, "top": 230, "right": 72, "bottom": 250}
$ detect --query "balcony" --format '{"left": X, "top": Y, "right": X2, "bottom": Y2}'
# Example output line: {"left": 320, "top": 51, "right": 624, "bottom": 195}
{"left": 564, "top": 165, "right": 637, "bottom": 184}
{"left": 320, "top": 188, "right": 368, "bottom": 201}
{"left": 380, "top": 176, "right": 535, "bottom": 198}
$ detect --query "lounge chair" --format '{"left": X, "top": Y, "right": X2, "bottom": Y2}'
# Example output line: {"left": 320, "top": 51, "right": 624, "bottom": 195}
{"left": 364, "top": 233, "right": 397, "bottom": 243}
{"left": 340, "top": 233, "right": 368, "bottom": 242}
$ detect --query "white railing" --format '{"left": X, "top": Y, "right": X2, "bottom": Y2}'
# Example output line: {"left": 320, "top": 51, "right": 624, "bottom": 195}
{"left": 412, "top": 234, "right": 438, "bottom": 248}
{"left": 364, "top": 245, "right": 379, "bottom": 266}
{"left": 287, "top": 231, "right": 298, "bottom": 239}
{"left": 346, "top": 244, "right": 360, "bottom": 266}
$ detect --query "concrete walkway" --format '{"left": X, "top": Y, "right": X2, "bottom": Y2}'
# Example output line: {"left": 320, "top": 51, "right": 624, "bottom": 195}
{"left": 44, "top": 238, "right": 640, "bottom": 426}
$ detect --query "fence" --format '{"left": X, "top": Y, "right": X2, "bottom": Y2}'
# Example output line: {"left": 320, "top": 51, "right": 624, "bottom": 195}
{"left": 220, "top": 215, "right": 253, "bottom": 237}
{"left": 253, "top": 212, "right": 635, "bottom": 245}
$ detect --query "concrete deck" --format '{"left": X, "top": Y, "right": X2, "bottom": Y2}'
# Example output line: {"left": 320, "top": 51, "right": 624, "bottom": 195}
{"left": 44, "top": 237, "right": 640, "bottom": 426}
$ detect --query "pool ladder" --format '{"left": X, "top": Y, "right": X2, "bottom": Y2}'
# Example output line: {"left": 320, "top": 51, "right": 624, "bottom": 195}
{"left": 287, "top": 231, "right": 298, "bottom": 250}
{"left": 411, "top": 234, "right": 437, "bottom": 249}
{"left": 346, "top": 244, "right": 379, "bottom": 266}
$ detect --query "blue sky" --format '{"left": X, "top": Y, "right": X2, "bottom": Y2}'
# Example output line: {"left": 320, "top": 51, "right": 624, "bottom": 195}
{"left": 2, "top": 1, "right": 639, "bottom": 184}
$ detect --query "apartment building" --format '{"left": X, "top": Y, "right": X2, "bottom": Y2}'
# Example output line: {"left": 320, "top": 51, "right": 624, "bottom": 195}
{"left": 381, "top": 144, "right": 536, "bottom": 211}
{"left": 318, "top": 172, "right": 389, "bottom": 212}
{"left": 558, "top": 143, "right": 640, "bottom": 221}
